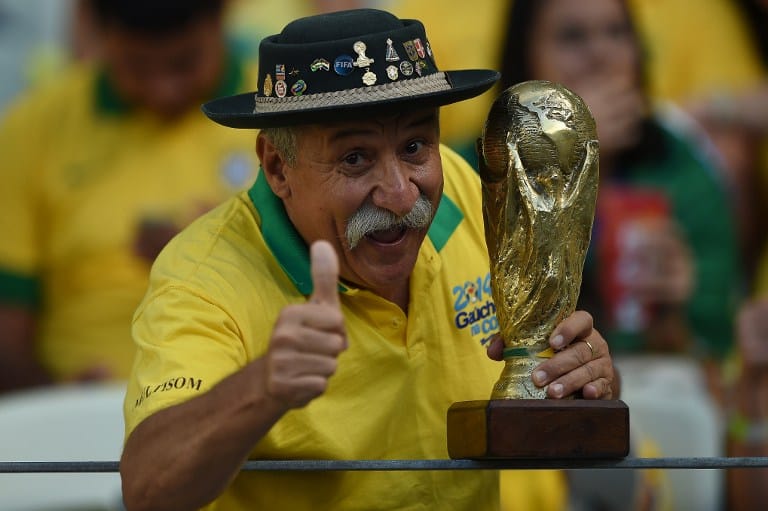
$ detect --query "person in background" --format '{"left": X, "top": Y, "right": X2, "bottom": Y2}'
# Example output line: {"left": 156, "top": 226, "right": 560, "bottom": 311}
{"left": 387, "top": 0, "right": 510, "bottom": 166}
{"left": 499, "top": 2, "right": 746, "bottom": 508}
{"left": 119, "top": 9, "right": 617, "bottom": 510}
{"left": 0, "top": 0, "right": 259, "bottom": 392}
{"left": 682, "top": 0, "right": 768, "bottom": 290}
{"left": 629, "top": 0, "right": 767, "bottom": 281}
{"left": 724, "top": 298, "right": 768, "bottom": 510}
{"left": 499, "top": 0, "right": 742, "bottom": 362}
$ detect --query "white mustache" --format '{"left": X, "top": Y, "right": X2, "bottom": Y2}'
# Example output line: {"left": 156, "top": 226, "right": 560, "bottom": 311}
{"left": 345, "top": 195, "right": 433, "bottom": 249}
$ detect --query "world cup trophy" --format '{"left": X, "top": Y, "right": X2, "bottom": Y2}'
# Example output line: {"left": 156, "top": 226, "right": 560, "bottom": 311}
{"left": 447, "top": 81, "right": 629, "bottom": 459}
{"left": 481, "top": 81, "right": 598, "bottom": 399}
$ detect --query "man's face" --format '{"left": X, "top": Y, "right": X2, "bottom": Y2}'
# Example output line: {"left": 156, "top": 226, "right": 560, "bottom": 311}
{"left": 278, "top": 109, "right": 443, "bottom": 302}
{"left": 100, "top": 16, "right": 225, "bottom": 119}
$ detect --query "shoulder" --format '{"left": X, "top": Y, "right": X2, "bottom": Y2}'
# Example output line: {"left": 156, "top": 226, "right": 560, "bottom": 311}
{"left": 635, "top": 109, "right": 727, "bottom": 191}
{"left": 153, "top": 193, "right": 259, "bottom": 278}
{"left": 439, "top": 143, "right": 482, "bottom": 210}
{"left": 139, "top": 189, "right": 302, "bottom": 323}
{"left": 141, "top": 194, "right": 267, "bottom": 314}
{"left": 431, "top": 144, "right": 487, "bottom": 263}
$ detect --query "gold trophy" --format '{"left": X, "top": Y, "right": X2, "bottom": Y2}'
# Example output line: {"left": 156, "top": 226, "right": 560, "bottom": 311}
{"left": 447, "top": 81, "right": 629, "bottom": 458}
{"left": 481, "top": 80, "right": 598, "bottom": 399}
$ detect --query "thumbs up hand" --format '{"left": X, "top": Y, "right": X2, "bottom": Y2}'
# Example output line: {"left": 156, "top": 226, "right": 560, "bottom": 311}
{"left": 309, "top": 240, "right": 342, "bottom": 308}
{"left": 263, "top": 240, "right": 347, "bottom": 410}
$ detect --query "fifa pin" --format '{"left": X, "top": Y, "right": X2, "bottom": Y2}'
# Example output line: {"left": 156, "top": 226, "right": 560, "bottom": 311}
{"left": 334, "top": 55, "right": 354, "bottom": 76}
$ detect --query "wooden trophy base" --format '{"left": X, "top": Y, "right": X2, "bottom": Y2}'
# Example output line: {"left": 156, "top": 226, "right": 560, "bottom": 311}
{"left": 447, "top": 399, "right": 630, "bottom": 459}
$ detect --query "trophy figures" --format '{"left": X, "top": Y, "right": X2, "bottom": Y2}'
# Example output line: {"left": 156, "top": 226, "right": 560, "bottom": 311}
{"left": 447, "top": 81, "right": 629, "bottom": 459}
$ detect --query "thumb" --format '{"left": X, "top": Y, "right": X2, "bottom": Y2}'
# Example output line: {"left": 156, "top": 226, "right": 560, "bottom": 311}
{"left": 310, "top": 240, "right": 340, "bottom": 306}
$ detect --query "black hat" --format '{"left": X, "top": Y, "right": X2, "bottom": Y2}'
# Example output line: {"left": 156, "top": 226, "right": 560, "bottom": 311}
{"left": 202, "top": 8, "right": 500, "bottom": 128}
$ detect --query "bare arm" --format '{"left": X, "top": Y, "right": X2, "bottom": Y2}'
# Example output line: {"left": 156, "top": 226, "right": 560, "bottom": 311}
{"left": 121, "top": 357, "right": 288, "bottom": 511}
{"left": 0, "top": 305, "right": 50, "bottom": 392}
{"left": 726, "top": 299, "right": 768, "bottom": 511}
{"left": 120, "top": 241, "right": 347, "bottom": 511}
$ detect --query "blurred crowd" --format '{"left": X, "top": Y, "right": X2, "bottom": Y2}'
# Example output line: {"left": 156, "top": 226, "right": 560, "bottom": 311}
{"left": 0, "top": 0, "right": 766, "bottom": 510}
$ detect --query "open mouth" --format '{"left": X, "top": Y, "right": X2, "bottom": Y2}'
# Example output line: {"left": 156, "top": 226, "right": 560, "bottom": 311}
{"left": 365, "top": 226, "right": 408, "bottom": 245}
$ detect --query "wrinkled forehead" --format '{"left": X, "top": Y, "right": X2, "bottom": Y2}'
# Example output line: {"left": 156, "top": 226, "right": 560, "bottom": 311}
{"left": 299, "top": 107, "right": 440, "bottom": 138}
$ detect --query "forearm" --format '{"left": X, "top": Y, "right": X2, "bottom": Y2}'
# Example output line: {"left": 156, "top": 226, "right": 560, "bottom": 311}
{"left": 727, "top": 436, "right": 768, "bottom": 507}
{"left": 644, "top": 305, "right": 694, "bottom": 354}
{"left": 725, "top": 371, "right": 768, "bottom": 510}
{"left": 0, "top": 355, "right": 51, "bottom": 392}
{"left": 0, "top": 307, "right": 50, "bottom": 392}
{"left": 121, "top": 357, "right": 286, "bottom": 511}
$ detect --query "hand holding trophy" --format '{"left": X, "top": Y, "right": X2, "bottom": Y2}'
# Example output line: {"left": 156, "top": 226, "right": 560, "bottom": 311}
{"left": 447, "top": 81, "right": 629, "bottom": 458}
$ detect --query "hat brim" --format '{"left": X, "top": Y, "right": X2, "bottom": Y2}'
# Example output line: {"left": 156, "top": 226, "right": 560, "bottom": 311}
{"left": 201, "top": 69, "right": 500, "bottom": 129}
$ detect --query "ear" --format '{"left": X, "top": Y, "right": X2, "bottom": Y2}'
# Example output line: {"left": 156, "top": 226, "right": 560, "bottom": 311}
{"left": 256, "top": 132, "right": 292, "bottom": 199}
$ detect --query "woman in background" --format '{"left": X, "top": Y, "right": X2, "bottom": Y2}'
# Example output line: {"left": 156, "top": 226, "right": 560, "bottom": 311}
{"left": 499, "top": 0, "right": 743, "bottom": 361}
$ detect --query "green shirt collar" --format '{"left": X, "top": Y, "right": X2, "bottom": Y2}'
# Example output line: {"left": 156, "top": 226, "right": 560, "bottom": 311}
{"left": 94, "top": 49, "right": 245, "bottom": 115}
{"left": 248, "top": 171, "right": 463, "bottom": 295}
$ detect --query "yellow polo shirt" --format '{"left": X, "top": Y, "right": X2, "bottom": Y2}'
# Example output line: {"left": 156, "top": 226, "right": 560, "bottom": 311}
{"left": 0, "top": 58, "right": 258, "bottom": 380}
{"left": 125, "top": 145, "right": 513, "bottom": 510}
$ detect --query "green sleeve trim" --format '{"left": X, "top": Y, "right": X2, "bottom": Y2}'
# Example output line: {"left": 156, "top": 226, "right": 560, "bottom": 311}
{"left": 0, "top": 269, "right": 40, "bottom": 307}
{"left": 94, "top": 69, "right": 131, "bottom": 115}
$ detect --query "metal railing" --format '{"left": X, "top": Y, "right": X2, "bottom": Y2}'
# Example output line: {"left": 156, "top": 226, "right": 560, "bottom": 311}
{"left": 2, "top": 457, "right": 768, "bottom": 473}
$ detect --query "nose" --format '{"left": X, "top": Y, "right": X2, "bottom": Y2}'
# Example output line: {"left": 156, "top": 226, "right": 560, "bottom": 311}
{"left": 370, "top": 157, "right": 420, "bottom": 218}
{"left": 586, "top": 30, "right": 628, "bottom": 73}
{"left": 146, "top": 74, "right": 187, "bottom": 116}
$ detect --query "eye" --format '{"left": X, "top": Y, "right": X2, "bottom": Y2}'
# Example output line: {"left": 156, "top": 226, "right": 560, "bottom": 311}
{"left": 405, "top": 140, "right": 423, "bottom": 155}
{"left": 556, "top": 25, "right": 588, "bottom": 46}
{"left": 606, "top": 22, "right": 632, "bottom": 43}
{"left": 344, "top": 152, "right": 363, "bottom": 165}
{"left": 339, "top": 150, "right": 373, "bottom": 175}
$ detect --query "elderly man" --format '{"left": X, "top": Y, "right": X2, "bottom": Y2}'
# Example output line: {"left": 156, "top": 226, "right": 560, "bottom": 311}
{"left": 120, "top": 9, "right": 616, "bottom": 511}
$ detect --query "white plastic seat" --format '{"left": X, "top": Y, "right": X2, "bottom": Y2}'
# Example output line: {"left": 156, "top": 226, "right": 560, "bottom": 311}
{"left": 615, "top": 355, "right": 725, "bottom": 511}
{"left": 0, "top": 382, "right": 127, "bottom": 511}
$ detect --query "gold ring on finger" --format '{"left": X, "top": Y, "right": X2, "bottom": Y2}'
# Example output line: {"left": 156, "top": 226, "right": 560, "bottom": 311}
{"left": 584, "top": 339, "right": 597, "bottom": 359}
